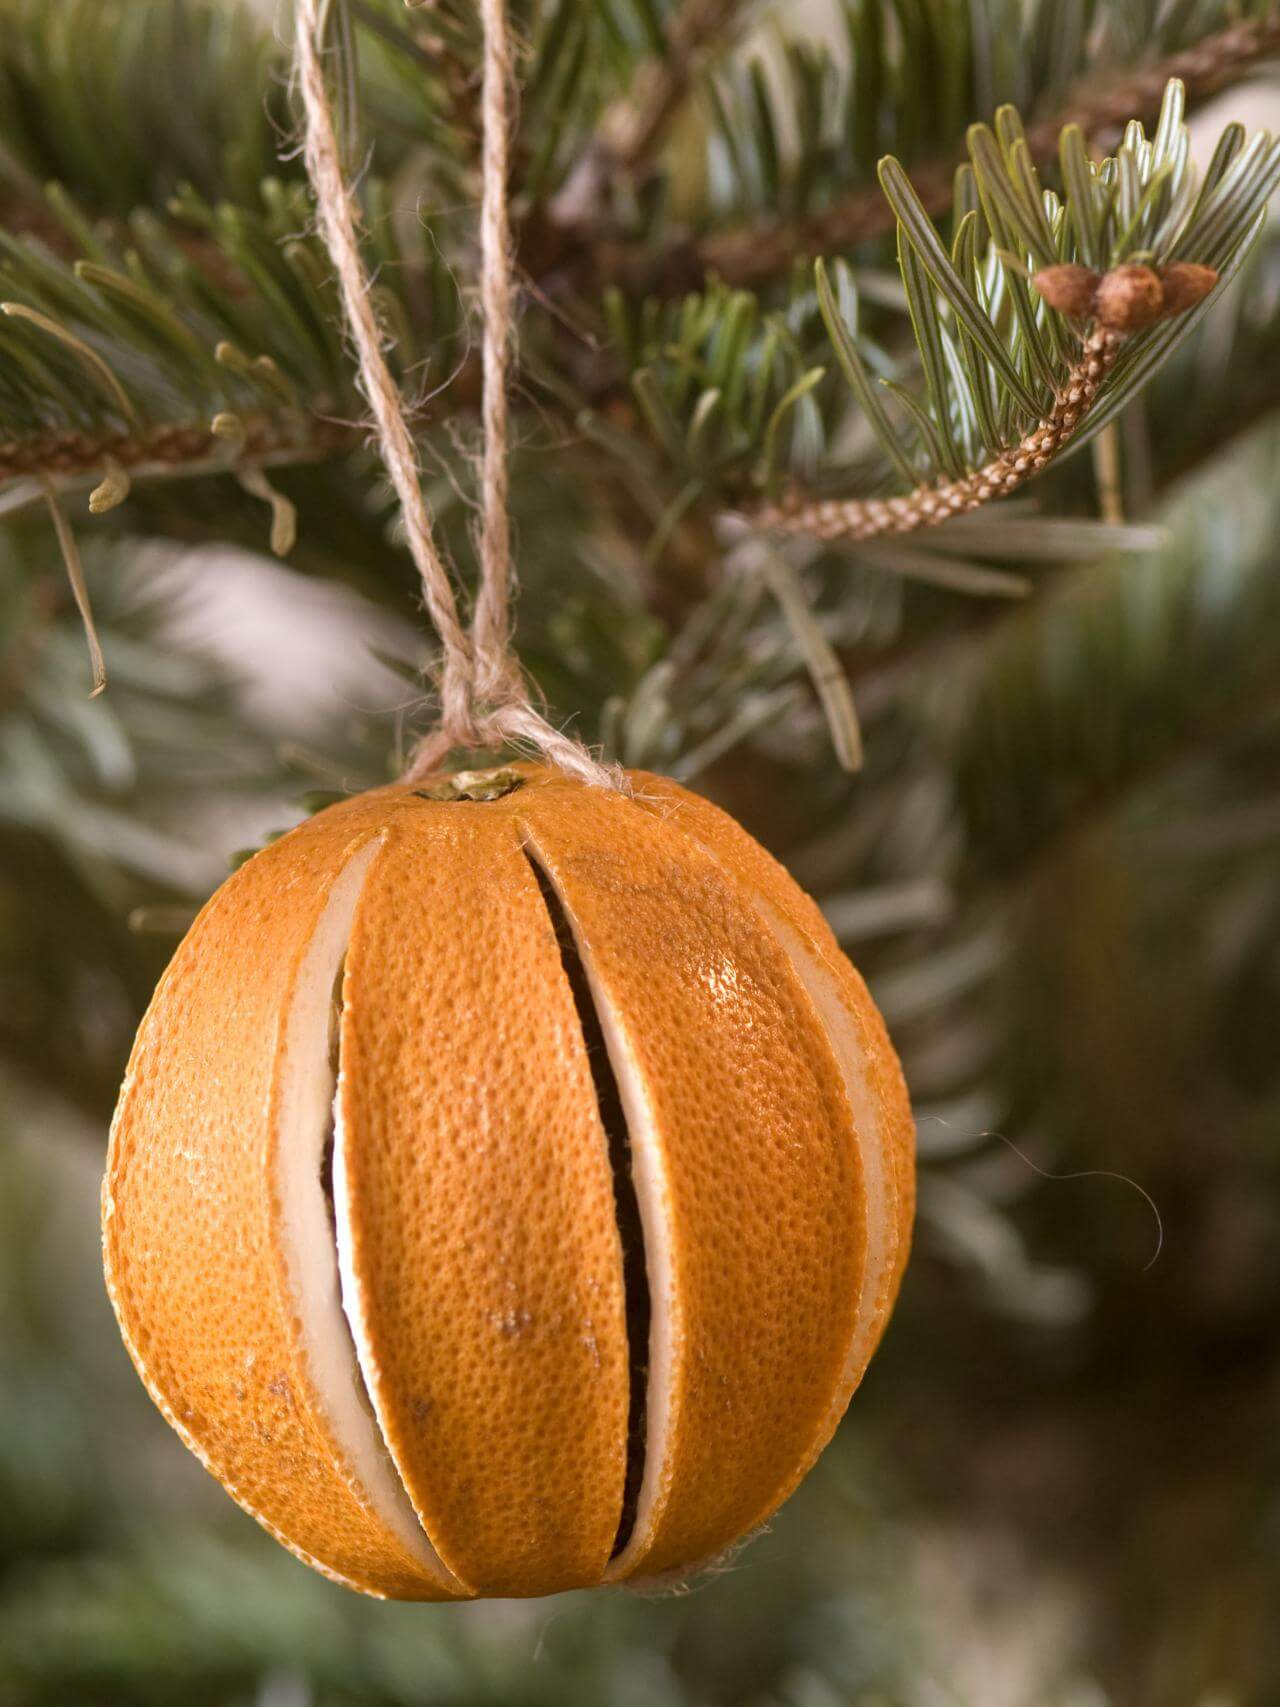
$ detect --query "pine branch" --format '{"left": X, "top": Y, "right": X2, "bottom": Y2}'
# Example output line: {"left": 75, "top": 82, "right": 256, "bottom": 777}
{"left": 0, "top": 0, "right": 287, "bottom": 214}
{"left": 4, "top": 0, "right": 1275, "bottom": 311}
{"left": 0, "top": 9, "right": 1275, "bottom": 578}
{"left": 0, "top": 170, "right": 467, "bottom": 528}
{"left": 599, "top": 0, "right": 749, "bottom": 174}
{"left": 803, "top": 249, "right": 1280, "bottom": 775}
{"left": 738, "top": 85, "right": 1280, "bottom": 545}
{"left": 663, "top": 11, "right": 1280, "bottom": 294}
{"left": 755, "top": 326, "right": 1123, "bottom": 540}
{"left": 595, "top": 78, "right": 1279, "bottom": 572}
{"left": 521, "top": 0, "right": 753, "bottom": 283}
{"left": 0, "top": 413, "right": 353, "bottom": 486}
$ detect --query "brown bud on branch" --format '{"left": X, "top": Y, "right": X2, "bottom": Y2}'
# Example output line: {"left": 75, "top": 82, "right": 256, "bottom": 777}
{"left": 1032, "top": 264, "right": 1101, "bottom": 320}
{"left": 1093, "top": 264, "right": 1166, "bottom": 332}
{"left": 1157, "top": 262, "right": 1219, "bottom": 318}
{"left": 1032, "top": 259, "right": 1220, "bottom": 332}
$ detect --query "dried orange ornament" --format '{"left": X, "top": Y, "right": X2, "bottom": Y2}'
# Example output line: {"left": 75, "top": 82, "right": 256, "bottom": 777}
{"left": 103, "top": 764, "right": 914, "bottom": 1600}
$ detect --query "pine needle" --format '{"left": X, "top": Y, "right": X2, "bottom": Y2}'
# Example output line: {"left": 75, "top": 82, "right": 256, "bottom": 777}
{"left": 39, "top": 476, "right": 107, "bottom": 697}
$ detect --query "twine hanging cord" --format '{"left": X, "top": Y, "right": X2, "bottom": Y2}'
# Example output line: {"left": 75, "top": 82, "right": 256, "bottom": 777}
{"left": 293, "top": 0, "right": 619, "bottom": 789}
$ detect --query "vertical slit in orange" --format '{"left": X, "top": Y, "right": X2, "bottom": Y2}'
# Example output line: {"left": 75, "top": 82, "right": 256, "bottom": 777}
{"left": 523, "top": 849, "right": 650, "bottom": 1558}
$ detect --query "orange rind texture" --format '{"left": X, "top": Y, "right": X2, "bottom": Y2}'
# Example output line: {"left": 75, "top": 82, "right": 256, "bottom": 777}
{"left": 102, "top": 766, "right": 915, "bottom": 1599}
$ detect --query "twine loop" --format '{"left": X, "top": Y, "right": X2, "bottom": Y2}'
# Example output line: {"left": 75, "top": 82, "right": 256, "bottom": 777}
{"left": 294, "top": 0, "right": 620, "bottom": 789}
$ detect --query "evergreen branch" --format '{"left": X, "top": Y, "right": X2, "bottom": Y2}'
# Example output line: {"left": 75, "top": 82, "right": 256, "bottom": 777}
{"left": 0, "top": 172, "right": 465, "bottom": 516}
{"left": 0, "top": 13, "right": 1274, "bottom": 562}
{"left": 819, "top": 258, "right": 1280, "bottom": 763}
{"left": 0, "top": 0, "right": 460, "bottom": 224}
{"left": 595, "top": 0, "right": 749, "bottom": 178}
{"left": 738, "top": 86, "right": 1280, "bottom": 544}
{"left": 0, "top": 0, "right": 287, "bottom": 215}
{"left": 593, "top": 6, "right": 1280, "bottom": 296}
{"left": 755, "top": 325, "right": 1123, "bottom": 541}
{"left": 3, "top": 0, "right": 1275, "bottom": 309}
{"left": 0, "top": 414, "right": 353, "bottom": 486}
{"left": 524, "top": 0, "right": 752, "bottom": 275}
{"left": 603, "top": 82, "right": 1279, "bottom": 556}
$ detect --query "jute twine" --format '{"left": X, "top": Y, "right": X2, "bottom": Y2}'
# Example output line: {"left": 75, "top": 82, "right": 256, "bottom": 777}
{"left": 294, "top": 0, "right": 620, "bottom": 788}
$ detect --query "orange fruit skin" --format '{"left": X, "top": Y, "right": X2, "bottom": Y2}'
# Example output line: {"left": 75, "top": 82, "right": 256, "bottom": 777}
{"left": 629, "top": 771, "right": 915, "bottom": 1300}
{"left": 103, "top": 803, "right": 461, "bottom": 1600}
{"left": 336, "top": 813, "right": 631, "bottom": 1596}
{"left": 625, "top": 773, "right": 915, "bottom": 1491}
{"left": 103, "top": 766, "right": 914, "bottom": 1599}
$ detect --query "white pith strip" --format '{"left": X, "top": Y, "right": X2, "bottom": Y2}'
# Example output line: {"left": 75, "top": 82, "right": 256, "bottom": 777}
{"left": 274, "top": 840, "right": 454, "bottom": 1585}
{"left": 521, "top": 840, "right": 676, "bottom": 1581}
{"left": 331, "top": 1088, "right": 463, "bottom": 1593}
{"left": 749, "top": 894, "right": 896, "bottom": 1402}
{"left": 589, "top": 1010, "right": 675, "bottom": 1577}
